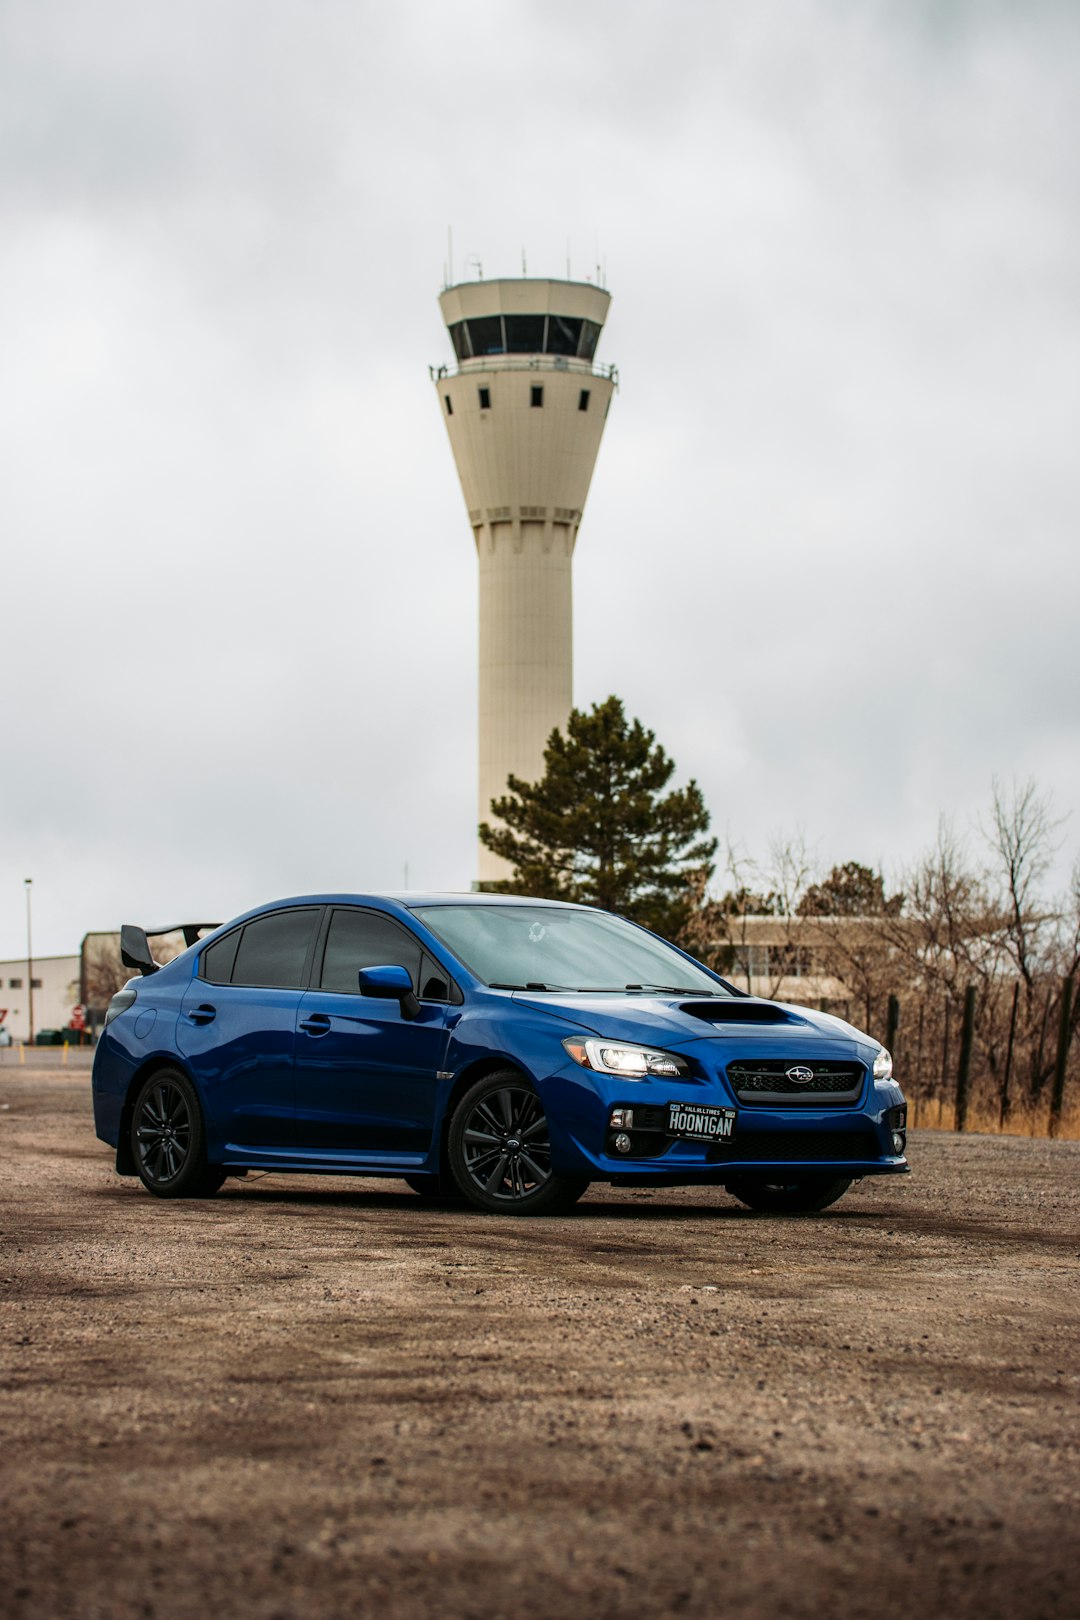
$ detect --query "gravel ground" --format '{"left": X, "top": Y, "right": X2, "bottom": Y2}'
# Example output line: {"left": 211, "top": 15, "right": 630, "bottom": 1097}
{"left": 1, "top": 1067, "right": 1079, "bottom": 1620}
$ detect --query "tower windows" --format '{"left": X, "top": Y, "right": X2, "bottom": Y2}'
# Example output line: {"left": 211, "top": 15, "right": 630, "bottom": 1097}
{"left": 546, "top": 315, "right": 581, "bottom": 356}
{"left": 447, "top": 315, "right": 604, "bottom": 362}
{"left": 530, "top": 386, "right": 544, "bottom": 408}
{"left": 449, "top": 323, "right": 472, "bottom": 362}
{"left": 578, "top": 389, "right": 590, "bottom": 412}
{"left": 444, "top": 394, "right": 453, "bottom": 415}
{"left": 468, "top": 316, "right": 505, "bottom": 356}
{"left": 505, "top": 314, "right": 546, "bottom": 352}
{"left": 478, "top": 387, "right": 491, "bottom": 410}
{"left": 577, "top": 320, "right": 601, "bottom": 361}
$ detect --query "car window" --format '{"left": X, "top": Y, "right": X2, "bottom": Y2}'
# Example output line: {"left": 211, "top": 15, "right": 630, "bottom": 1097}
{"left": 420, "top": 952, "right": 459, "bottom": 1003}
{"left": 230, "top": 909, "right": 321, "bottom": 990}
{"left": 320, "top": 909, "right": 423, "bottom": 996}
{"left": 413, "top": 903, "right": 727, "bottom": 993}
{"left": 201, "top": 928, "right": 241, "bottom": 985}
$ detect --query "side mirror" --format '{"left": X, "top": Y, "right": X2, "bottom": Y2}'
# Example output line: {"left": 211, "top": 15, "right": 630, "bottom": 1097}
{"left": 120, "top": 924, "right": 159, "bottom": 977}
{"left": 357, "top": 964, "right": 420, "bottom": 1021}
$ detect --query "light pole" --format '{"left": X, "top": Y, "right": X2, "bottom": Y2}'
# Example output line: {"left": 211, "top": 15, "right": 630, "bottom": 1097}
{"left": 24, "top": 879, "right": 34, "bottom": 1047}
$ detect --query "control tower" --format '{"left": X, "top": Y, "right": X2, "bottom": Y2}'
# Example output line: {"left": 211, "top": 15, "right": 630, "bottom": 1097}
{"left": 432, "top": 277, "right": 616, "bottom": 884}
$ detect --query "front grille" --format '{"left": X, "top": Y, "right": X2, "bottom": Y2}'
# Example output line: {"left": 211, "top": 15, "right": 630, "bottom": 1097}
{"left": 725, "top": 1060, "right": 864, "bottom": 1104}
{"left": 708, "top": 1129, "right": 879, "bottom": 1163}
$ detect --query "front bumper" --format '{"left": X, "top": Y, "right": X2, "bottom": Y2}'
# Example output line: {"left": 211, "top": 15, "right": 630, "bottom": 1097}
{"left": 541, "top": 1064, "right": 909, "bottom": 1183}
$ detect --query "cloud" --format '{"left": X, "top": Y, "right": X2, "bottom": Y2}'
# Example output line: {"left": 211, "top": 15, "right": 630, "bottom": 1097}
{"left": 1, "top": 0, "right": 1078, "bottom": 951}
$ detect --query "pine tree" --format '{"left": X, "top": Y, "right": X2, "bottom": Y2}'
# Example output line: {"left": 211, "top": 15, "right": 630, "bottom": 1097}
{"left": 798, "top": 861, "right": 903, "bottom": 917}
{"left": 479, "top": 695, "right": 716, "bottom": 936}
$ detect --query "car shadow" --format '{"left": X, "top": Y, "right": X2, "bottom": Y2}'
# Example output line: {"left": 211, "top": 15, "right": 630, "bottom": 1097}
{"left": 130, "top": 1178, "right": 872, "bottom": 1222}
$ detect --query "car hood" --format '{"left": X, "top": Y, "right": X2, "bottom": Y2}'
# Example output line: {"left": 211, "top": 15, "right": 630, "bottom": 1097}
{"left": 511, "top": 990, "right": 876, "bottom": 1056}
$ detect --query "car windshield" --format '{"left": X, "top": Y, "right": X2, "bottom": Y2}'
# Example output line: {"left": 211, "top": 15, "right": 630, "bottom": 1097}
{"left": 411, "top": 904, "right": 729, "bottom": 995}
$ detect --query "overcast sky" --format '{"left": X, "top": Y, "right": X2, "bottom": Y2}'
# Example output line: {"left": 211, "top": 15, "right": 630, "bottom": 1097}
{"left": 2, "top": 0, "right": 1078, "bottom": 958}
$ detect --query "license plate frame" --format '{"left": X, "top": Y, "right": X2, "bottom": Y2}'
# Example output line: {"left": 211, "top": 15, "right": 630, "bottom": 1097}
{"left": 667, "top": 1101, "right": 737, "bottom": 1143}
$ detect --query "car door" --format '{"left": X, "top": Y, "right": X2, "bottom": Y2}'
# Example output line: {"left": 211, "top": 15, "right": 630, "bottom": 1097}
{"left": 292, "top": 907, "right": 454, "bottom": 1160}
{"left": 177, "top": 906, "right": 322, "bottom": 1152}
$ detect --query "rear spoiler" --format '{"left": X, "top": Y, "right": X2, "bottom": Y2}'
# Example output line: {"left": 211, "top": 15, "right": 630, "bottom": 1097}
{"left": 120, "top": 922, "right": 220, "bottom": 977}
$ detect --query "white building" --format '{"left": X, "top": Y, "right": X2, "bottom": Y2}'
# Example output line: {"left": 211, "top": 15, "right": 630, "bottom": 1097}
{"left": 0, "top": 954, "right": 81, "bottom": 1043}
{"left": 432, "top": 277, "right": 616, "bottom": 883}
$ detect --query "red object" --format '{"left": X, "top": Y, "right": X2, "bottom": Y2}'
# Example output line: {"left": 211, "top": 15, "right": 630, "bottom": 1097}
{"left": 69, "top": 1005, "right": 86, "bottom": 1031}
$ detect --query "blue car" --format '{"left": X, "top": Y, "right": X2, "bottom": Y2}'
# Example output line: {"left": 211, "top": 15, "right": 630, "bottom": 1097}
{"left": 92, "top": 894, "right": 909, "bottom": 1216}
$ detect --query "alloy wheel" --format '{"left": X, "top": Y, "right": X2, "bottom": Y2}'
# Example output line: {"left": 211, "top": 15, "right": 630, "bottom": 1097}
{"left": 460, "top": 1085, "right": 552, "bottom": 1203}
{"left": 135, "top": 1080, "right": 193, "bottom": 1185}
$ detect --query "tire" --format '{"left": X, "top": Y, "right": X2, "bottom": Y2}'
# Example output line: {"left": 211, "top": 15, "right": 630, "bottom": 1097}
{"left": 447, "top": 1072, "right": 589, "bottom": 1216}
{"left": 130, "top": 1068, "right": 226, "bottom": 1199}
{"left": 725, "top": 1176, "right": 852, "bottom": 1214}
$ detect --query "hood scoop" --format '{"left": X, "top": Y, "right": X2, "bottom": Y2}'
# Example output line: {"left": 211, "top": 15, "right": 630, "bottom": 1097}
{"left": 678, "top": 999, "right": 800, "bottom": 1026}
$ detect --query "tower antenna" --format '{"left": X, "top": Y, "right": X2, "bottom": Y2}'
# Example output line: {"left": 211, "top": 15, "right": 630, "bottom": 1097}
{"left": 447, "top": 226, "right": 453, "bottom": 287}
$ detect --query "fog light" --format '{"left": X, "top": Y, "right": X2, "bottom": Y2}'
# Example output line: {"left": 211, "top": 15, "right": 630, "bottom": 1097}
{"left": 614, "top": 1132, "right": 632, "bottom": 1154}
{"left": 609, "top": 1108, "right": 634, "bottom": 1129}
{"left": 891, "top": 1130, "right": 907, "bottom": 1156}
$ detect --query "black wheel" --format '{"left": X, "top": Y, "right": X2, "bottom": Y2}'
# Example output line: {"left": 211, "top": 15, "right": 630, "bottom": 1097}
{"left": 130, "top": 1068, "right": 226, "bottom": 1198}
{"left": 447, "top": 1072, "right": 589, "bottom": 1216}
{"left": 725, "top": 1176, "right": 852, "bottom": 1214}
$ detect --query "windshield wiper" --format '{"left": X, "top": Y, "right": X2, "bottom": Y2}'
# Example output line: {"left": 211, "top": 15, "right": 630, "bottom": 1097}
{"left": 624, "top": 984, "right": 722, "bottom": 995}
{"left": 489, "top": 981, "right": 570, "bottom": 991}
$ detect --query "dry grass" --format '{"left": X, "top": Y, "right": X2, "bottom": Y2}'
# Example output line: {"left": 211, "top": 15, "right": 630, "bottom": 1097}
{"left": 908, "top": 1090, "right": 1080, "bottom": 1140}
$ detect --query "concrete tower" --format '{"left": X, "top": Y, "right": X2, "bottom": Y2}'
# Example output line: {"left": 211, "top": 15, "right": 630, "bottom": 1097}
{"left": 433, "top": 277, "right": 616, "bottom": 884}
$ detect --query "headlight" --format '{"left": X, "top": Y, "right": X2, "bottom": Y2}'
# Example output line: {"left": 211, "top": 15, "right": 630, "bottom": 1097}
{"left": 562, "top": 1037, "right": 689, "bottom": 1079}
{"left": 873, "top": 1047, "right": 893, "bottom": 1082}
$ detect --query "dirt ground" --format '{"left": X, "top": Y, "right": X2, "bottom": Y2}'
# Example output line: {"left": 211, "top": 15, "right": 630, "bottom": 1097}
{"left": 1, "top": 1063, "right": 1078, "bottom": 1620}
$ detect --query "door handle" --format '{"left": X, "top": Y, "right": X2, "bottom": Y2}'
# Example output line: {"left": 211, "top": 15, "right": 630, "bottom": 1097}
{"left": 299, "top": 1013, "right": 332, "bottom": 1036}
{"left": 187, "top": 1004, "right": 217, "bottom": 1026}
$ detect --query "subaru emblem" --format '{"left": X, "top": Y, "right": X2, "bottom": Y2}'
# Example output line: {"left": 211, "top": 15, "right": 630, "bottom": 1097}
{"left": 786, "top": 1065, "right": 815, "bottom": 1085}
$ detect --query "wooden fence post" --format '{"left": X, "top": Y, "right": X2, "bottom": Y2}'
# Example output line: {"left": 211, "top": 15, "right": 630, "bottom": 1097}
{"left": 999, "top": 981, "right": 1019, "bottom": 1128}
{"left": 955, "top": 984, "right": 976, "bottom": 1133}
{"left": 1033, "top": 986, "right": 1054, "bottom": 1097}
{"left": 886, "top": 994, "right": 900, "bottom": 1057}
{"left": 941, "top": 997, "right": 952, "bottom": 1099}
{"left": 1048, "top": 975, "right": 1076, "bottom": 1140}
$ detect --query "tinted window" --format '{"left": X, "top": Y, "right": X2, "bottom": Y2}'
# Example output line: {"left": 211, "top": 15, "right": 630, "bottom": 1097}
{"left": 505, "top": 314, "right": 546, "bottom": 353}
{"left": 202, "top": 929, "right": 241, "bottom": 984}
{"left": 420, "top": 952, "right": 452, "bottom": 1003}
{"left": 578, "top": 320, "right": 601, "bottom": 361}
{"left": 547, "top": 314, "right": 582, "bottom": 356}
{"left": 231, "top": 909, "right": 320, "bottom": 989}
{"left": 449, "top": 321, "right": 471, "bottom": 361}
{"left": 320, "top": 909, "right": 423, "bottom": 995}
{"left": 467, "top": 316, "right": 504, "bottom": 356}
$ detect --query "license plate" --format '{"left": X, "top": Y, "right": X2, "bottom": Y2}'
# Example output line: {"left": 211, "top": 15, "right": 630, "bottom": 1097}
{"left": 667, "top": 1102, "right": 736, "bottom": 1142}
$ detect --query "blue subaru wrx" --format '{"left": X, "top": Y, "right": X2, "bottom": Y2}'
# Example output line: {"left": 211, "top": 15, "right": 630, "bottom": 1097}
{"left": 92, "top": 894, "right": 909, "bottom": 1216}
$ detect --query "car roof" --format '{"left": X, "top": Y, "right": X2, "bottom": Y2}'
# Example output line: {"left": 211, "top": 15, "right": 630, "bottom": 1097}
{"left": 180, "top": 894, "right": 598, "bottom": 955}
{"left": 260, "top": 893, "right": 590, "bottom": 911}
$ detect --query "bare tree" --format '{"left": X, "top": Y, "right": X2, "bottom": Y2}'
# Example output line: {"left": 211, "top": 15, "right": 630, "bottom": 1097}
{"left": 82, "top": 930, "right": 195, "bottom": 1021}
{"left": 676, "top": 786, "right": 1079, "bottom": 1133}
{"left": 984, "top": 777, "right": 1063, "bottom": 995}
{"left": 82, "top": 938, "right": 134, "bottom": 1016}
